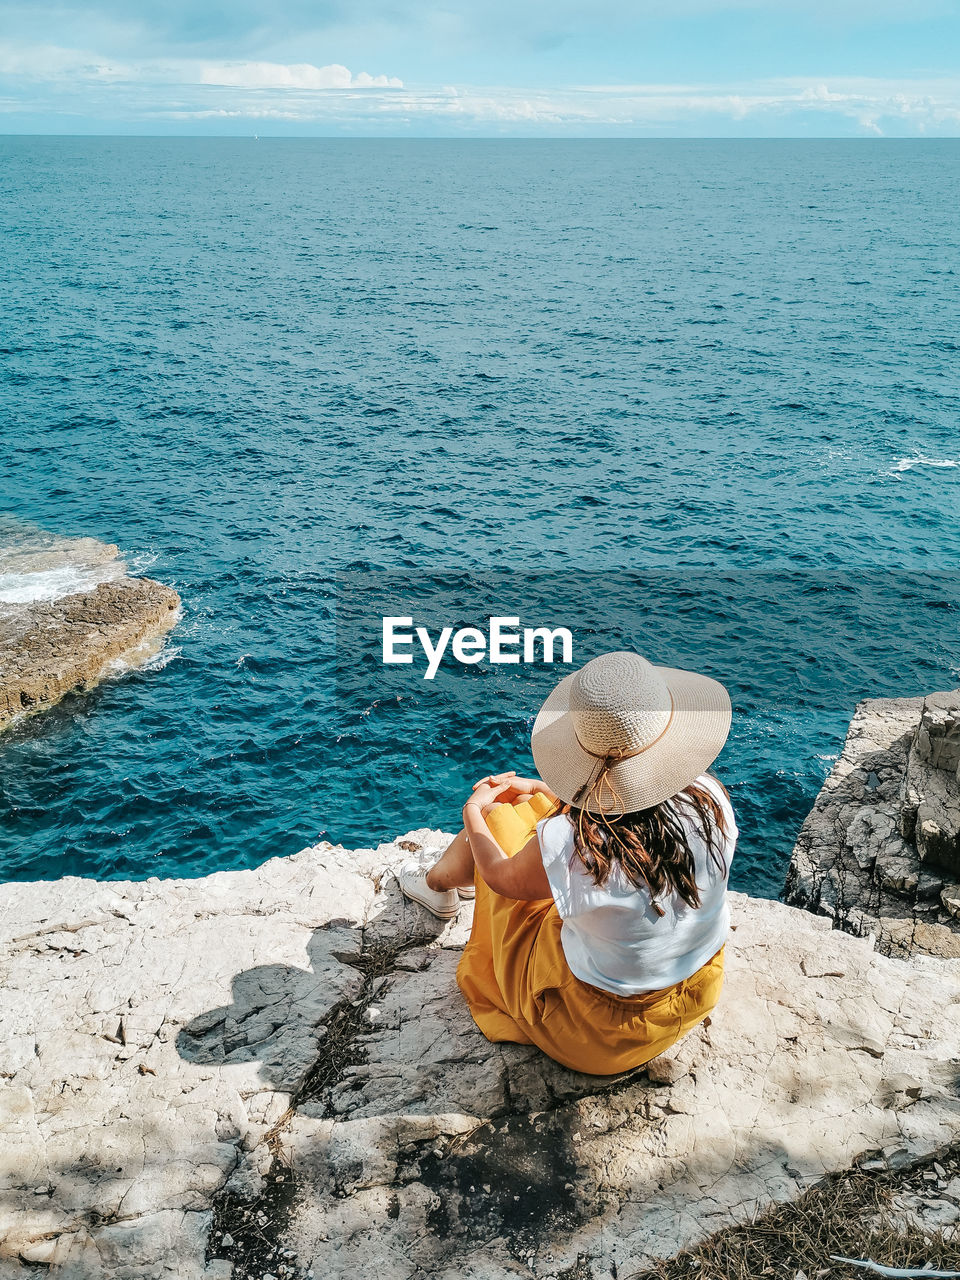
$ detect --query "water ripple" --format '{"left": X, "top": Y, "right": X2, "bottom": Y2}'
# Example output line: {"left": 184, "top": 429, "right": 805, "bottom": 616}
{"left": 1, "top": 138, "right": 959, "bottom": 890}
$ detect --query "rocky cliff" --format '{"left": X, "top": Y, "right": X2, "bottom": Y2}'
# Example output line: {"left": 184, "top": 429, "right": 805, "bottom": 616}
{"left": 0, "top": 533, "right": 180, "bottom": 731}
{"left": 2, "top": 816, "right": 959, "bottom": 1278}
{"left": 785, "top": 690, "right": 960, "bottom": 960}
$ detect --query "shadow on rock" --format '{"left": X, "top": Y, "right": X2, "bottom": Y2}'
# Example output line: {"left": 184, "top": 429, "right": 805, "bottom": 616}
{"left": 171, "top": 873, "right": 683, "bottom": 1277}
{"left": 175, "top": 916, "right": 372, "bottom": 1094}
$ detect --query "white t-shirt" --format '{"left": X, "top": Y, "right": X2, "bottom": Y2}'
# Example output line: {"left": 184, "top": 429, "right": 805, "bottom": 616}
{"left": 535, "top": 774, "right": 737, "bottom": 996}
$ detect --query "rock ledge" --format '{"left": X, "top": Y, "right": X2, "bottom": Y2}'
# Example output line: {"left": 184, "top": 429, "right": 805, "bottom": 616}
{"left": 0, "top": 540, "right": 180, "bottom": 730}
{"left": 2, "top": 828, "right": 958, "bottom": 1278}
{"left": 785, "top": 690, "right": 960, "bottom": 959}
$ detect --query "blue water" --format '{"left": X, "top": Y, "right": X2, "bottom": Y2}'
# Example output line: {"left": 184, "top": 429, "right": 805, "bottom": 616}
{"left": 1, "top": 137, "right": 959, "bottom": 895}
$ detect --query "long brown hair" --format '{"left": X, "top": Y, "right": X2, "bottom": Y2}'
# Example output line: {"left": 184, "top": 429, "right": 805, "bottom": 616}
{"left": 563, "top": 777, "right": 730, "bottom": 917}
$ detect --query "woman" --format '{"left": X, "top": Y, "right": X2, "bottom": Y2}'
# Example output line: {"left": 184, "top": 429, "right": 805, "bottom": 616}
{"left": 398, "top": 650, "right": 737, "bottom": 1076}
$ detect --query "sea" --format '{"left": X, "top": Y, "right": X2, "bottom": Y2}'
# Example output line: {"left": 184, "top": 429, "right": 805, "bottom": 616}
{"left": 1, "top": 137, "right": 959, "bottom": 895}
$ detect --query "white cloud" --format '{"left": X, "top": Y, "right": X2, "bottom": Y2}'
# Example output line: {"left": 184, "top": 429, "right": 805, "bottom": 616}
{"left": 164, "top": 106, "right": 306, "bottom": 119}
{"left": 198, "top": 61, "right": 402, "bottom": 90}
{"left": 0, "top": 44, "right": 403, "bottom": 90}
{"left": 561, "top": 76, "right": 960, "bottom": 133}
{"left": 1, "top": 41, "right": 959, "bottom": 133}
{"left": 0, "top": 43, "right": 136, "bottom": 80}
{"left": 147, "top": 79, "right": 960, "bottom": 134}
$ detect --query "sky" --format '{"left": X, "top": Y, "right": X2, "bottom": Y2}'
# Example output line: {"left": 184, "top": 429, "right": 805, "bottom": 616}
{"left": 1, "top": 0, "right": 960, "bottom": 135}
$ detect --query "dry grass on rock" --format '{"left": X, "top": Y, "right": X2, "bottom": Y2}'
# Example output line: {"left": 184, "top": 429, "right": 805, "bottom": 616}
{"left": 637, "top": 1147, "right": 960, "bottom": 1280}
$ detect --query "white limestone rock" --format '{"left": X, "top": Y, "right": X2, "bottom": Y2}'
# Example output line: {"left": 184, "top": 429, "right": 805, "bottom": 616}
{"left": 2, "top": 829, "right": 960, "bottom": 1277}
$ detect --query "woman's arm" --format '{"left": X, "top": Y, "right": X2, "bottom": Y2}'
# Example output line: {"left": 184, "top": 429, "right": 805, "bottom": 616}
{"left": 470, "top": 771, "right": 560, "bottom": 804}
{"left": 463, "top": 784, "right": 554, "bottom": 901}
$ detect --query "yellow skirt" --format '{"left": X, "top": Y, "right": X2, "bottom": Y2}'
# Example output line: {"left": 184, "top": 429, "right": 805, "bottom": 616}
{"left": 455, "top": 794, "right": 725, "bottom": 1076}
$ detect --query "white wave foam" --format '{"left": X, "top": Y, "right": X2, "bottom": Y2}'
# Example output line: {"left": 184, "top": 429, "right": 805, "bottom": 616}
{"left": 137, "top": 644, "right": 182, "bottom": 674}
{"left": 0, "top": 560, "right": 125, "bottom": 605}
{"left": 103, "top": 623, "right": 183, "bottom": 678}
{"left": 0, "top": 525, "right": 128, "bottom": 605}
{"left": 125, "top": 549, "right": 160, "bottom": 576}
{"left": 105, "top": 645, "right": 181, "bottom": 677}
{"left": 888, "top": 454, "right": 960, "bottom": 475}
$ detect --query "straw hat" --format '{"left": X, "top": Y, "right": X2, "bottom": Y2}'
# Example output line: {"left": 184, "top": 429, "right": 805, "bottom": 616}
{"left": 531, "top": 651, "right": 732, "bottom": 815}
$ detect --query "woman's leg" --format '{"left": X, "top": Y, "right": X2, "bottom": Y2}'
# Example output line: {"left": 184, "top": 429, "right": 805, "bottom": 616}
{"left": 424, "top": 790, "right": 536, "bottom": 891}
{"left": 425, "top": 828, "right": 475, "bottom": 892}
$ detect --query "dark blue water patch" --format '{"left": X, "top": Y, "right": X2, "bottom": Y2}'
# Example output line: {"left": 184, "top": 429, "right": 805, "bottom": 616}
{"left": 1, "top": 138, "right": 959, "bottom": 890}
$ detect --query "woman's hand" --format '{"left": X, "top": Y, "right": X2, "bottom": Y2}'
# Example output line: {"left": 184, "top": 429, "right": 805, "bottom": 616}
{"left": 464, "top": 779, "right": 514, "bottom": 817}
{"left": 471, "top": 771, "right": 517, "bottom": 791}
{"left": 470, "top": 772, "right": 556, "bottom": 805}
{"left": 461, "top": 777, "right": 555, "bottom": 901}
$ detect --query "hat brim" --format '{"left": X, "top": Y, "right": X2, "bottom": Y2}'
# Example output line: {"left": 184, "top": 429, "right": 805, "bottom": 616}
{"left": 531, "top": 664, "right": 732, "bottom": 815}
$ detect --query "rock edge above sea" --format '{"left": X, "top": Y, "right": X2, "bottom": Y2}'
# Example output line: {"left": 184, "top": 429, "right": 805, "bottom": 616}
{"left": 785, "top": 689, "right": 960, "bottom": 959}
{"left": 0, "top": 576, "right": 180, "bottom": 731}
{"left": 2, "top": 826, "right": 959, "bottom": 1279}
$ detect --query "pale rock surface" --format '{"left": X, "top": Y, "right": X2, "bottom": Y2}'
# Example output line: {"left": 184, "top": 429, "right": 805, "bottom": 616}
{"left": 2, "top": 830, "right": 960, "bottom": 1278}
{"left": 785, "top": 691, "right": 960, "bottom": 958}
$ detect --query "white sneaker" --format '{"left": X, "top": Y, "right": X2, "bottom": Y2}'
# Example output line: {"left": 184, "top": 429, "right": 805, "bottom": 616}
{"left": 398, "top": 861, "right": 460, "bottom": 920}
{"left": 418, "top": 844, "right": 475, "bottom": 900}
